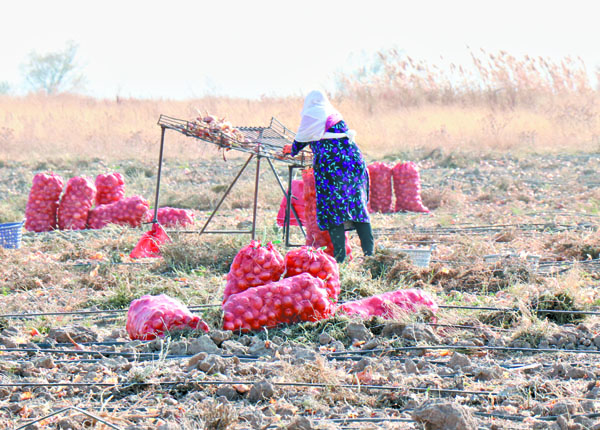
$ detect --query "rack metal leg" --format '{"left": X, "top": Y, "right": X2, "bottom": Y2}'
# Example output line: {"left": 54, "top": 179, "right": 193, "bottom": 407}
{"left": 151, "top": 126, "right": 167, "bottom": 223}
{"left": 251, "top": 155, "right": 261, "bottom": 240}
{"left": 283, "top": 165, "right": 306, "bottom": 247}
{"left": 265, "top": 159, "right": 305, "bottom": 241}
{"left": 200, "top": 154, "right": 255, "bottom": 235}
{"left": 286, "top": 165, "right": 293, "bottom": 246}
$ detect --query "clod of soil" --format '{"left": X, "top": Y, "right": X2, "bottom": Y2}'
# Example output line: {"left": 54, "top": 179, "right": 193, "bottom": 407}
{"left": 412, "top": 401, "right": 478, "bottom": 430}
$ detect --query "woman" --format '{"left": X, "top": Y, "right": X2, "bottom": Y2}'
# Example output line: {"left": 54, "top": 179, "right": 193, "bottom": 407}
{"left": 290, "top": 90, "right": 374, "bottom": 263}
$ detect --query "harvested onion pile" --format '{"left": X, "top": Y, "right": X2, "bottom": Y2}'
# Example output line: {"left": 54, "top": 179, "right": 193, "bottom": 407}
{"left": 221, "top": 241, "right": 339, "bottom": 332}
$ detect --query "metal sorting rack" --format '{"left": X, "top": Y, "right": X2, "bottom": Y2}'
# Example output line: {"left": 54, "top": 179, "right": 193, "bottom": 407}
{"left": 151, "top": 115, "right": 311, "bottom": 244}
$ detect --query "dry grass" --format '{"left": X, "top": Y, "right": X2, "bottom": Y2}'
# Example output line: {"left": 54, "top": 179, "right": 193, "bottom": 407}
{"left": 0, "top": 94, "right": 302, "bottom": 162}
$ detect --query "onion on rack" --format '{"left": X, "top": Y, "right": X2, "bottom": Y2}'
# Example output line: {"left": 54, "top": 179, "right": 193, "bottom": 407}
{"left": 188, "top": 110, "right": 248, "bottom": 148}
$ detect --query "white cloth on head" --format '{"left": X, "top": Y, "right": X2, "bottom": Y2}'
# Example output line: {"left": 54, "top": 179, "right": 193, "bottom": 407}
{"left": 294, "top": 90, "right": 342, "bottom": 143}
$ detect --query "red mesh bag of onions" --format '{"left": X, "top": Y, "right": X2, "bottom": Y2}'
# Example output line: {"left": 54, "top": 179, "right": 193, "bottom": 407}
{"left": 58, "top": 177, "right": 96, "bottom": 230}
{"left": 367, "top": 162, "right": 393, "bottom": 213}
{"left": 222, "top": 240, "right": 285, "bottom": 304}
{"left": 283, "top": 246, "right": 340, "bottom": 302}
{"left": 95, "top": 172, "right": 125, "bottom": 206}
{"left": 337, "top": 288, "right": 438, "bottom": 319}
{"left": 276, "top": 180, "right": 306, "bottom": 227}
{"left": 222, "top": 273, "right": 334, "bottom": 332}
{"left": 126, "top": 294, "right": 209, "bottom": 340}
{"left": 145, "top": 207, "right": 195, "bottom": 228}
{"left": 88, "top": 195, "right": 150, "bottom": 229}
{"left": 392, "top": 162, "right": 430, "bottom": 213}
{"left": 25, "top": 173, "right": 65, "bottom": 232}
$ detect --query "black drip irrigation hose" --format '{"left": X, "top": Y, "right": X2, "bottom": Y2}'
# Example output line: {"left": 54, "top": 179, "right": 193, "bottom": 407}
{"left": 16, "top": 341, "right": 132, "bottom": 348}
{"left": 7, "top": 377, "right": 600, "bottom": 428}
{"left": 4, "top": 378, "right": 600, "bottom": 412}
{"left": 396, "top": 222, "right": 598, "bottom": 235}
{"left": 13, "top": 406, "right": 122, "bottom": 430}
{"left": 438, "top": 304, "right": 600, "bottom": 316}
{"left": 264, "top": 417, "right": 417, "bottom": 429}
{"left": 0, "top": 347, "right": 261, "bottom": 362}
{"left": 0, "top": 380, "right": 498, "bottom": 397}
{"left": 3, "top": 301, "right": 600, "bottom": 320}
{"left": 7, "top": 348, "right": 595, "bottom": 376}
{"left": 6, "top": 346, "right": 573, "bottom": 372}
{"left": 427, "top": 322, "right": 510, "bottom": 332}
{"left": 272, "top": 411, "right": 600, "bottom": 428}
{"left": 327, "top": 344, "right": 600, "bottom": 359}
{"left": 8, "top": 346, "right": 597, "bottom": 377}
{"left": 478, "top": 411, "right": 600, "bottom": 423}
{"left": 12, "top": 394, "right": 600, "bottom": 430}
{"left": 25, "top": 402, "right": 600, "bottom": 424}
{"left": 19, "top": 406, "right": 600, "bottom": 430}
{"left": 64, "top": 261, "right": 156, "bottom": 268}
{"left": 0, "top": 304, "right": 220, "bottom": 319}
{"left": 5, "top": 343, "right": 600, "bottom": 372}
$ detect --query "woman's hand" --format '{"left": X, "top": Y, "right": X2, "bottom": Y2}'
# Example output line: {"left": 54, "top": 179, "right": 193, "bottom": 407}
{"left": 275, "top": 144, "right": 294, "bottom": 160}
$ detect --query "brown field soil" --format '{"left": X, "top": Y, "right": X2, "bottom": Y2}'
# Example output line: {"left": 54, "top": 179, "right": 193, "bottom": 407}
{"left": 1, "top": 149, "right": 600, "bottom": 429}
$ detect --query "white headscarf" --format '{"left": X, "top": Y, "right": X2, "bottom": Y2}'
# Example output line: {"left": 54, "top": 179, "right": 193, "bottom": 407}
{"left": 295, "top": 90, "right": 342, "bottom": 143}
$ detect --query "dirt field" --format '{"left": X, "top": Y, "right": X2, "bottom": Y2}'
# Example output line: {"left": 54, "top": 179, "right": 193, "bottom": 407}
{"left": 1, "top": 148, "right": 600, "bottom": 429}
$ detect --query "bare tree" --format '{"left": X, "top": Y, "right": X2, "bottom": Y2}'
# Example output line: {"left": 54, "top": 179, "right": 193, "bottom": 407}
{"left": 21, "top": 41, "right": 85, "bottom": 95}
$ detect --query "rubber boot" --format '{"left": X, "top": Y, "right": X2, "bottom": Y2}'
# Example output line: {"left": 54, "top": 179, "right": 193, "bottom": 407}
{"left": 355, "top": 222, "right": 374, "bottom": 256}
{"left": 328, "top": 223, "right": 347, "bottom": 264}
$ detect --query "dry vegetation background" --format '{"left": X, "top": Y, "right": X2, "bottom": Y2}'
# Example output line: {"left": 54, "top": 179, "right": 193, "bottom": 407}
{"left": 1, "top": 49, "right": 600, "bottom": 162}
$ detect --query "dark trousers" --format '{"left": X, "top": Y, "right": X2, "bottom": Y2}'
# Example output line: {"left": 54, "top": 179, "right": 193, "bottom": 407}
{"left": 328, "top": 222, "right": 374, "bottom": 263}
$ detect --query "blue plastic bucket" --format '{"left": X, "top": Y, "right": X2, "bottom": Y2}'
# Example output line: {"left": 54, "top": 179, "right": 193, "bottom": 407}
{"left": 0, "top": 221, "right": 24, "bottom": 249}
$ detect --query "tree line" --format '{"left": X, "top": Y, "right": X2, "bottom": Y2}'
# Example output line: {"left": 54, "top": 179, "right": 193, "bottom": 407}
{"left": 1, "top": 41, "right": 85, "bottom": 96}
